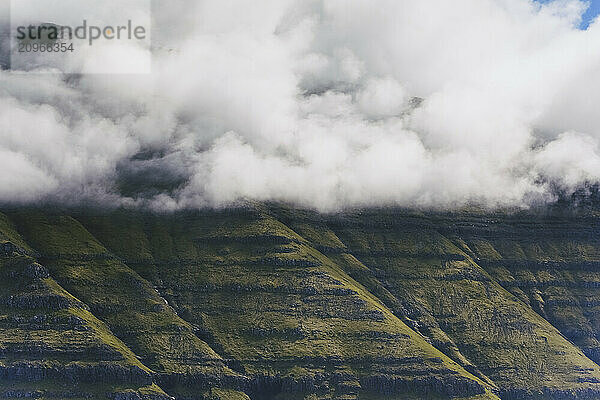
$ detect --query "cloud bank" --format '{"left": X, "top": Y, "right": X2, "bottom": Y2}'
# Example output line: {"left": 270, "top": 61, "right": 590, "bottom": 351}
{"left": 2, "top": 0, "right": 600, "bottom": 211}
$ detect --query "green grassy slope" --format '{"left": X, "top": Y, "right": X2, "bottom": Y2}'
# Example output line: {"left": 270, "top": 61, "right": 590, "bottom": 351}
{"left": 272, "top": 207, "right": 600, "bottom": 400}
{"left": 77, "top": 209, "right": 498, "bottom": 400}
{"left": 442, "top": 214, "right": 600, "bottom": 369}
{"left": 6, "top": 211, "right": 248, "bottom": 399}
{"left": 0, "top": 213, "right": 170, "bottom": 399}
{"left": 6, "top": 205, "right": 600, "bottom": 400}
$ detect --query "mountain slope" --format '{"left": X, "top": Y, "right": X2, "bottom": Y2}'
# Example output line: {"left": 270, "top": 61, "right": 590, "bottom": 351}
{"left": 441, "top": 213, "right": 600, "bottom": 366}
{"left": 4, "top": 205, "right": 600, "bottom": 399}
{"left": 78, "top": 209, "right": 497, "bottom": 400}
{"left": 5, "top": 211, "right": 249, "bottom": 399}
{"left": 0, "top": 213, "right": 169, "bottom": 399}
{"left": 273, "top": 208, "right": 600, "bottom": 399}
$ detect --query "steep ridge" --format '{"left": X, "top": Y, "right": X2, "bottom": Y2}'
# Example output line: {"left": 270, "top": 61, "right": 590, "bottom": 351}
{"left": 76, "top": 209, "right": 498, "bottom": 400}
{"left": 5, "top": 211, "right": 249, "bottom": 400}
{"left": 439, "top": 213, "right": 600, "bottom": 367}
{"left": 0, "top": 213, "right": 170, "bottom": 399}
{"left": 6, "top": 205, "right": 600, "bottom": 399}
{"left": 270, "top": 207, "right": 600, "bottom": 399}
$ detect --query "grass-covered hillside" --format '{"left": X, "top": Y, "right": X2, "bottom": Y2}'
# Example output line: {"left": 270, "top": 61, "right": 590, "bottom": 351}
{"left": 3, "top": 204, "right": 600, "bottom": 399}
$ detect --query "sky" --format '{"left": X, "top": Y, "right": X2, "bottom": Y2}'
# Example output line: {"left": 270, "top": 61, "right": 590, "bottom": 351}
{"left": 2, "top": 0, "right": 600, "bottom": 211}
{"left": 582, "top": 1, "right": 600, "bottom": 27}
{"left": 536, "top": 0, "right": 600, "bottom": 28}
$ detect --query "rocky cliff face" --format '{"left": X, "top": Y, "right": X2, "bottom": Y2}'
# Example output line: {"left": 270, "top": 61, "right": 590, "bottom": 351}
{"left": 3, "top": 205, "right": 600, "bottom": 399}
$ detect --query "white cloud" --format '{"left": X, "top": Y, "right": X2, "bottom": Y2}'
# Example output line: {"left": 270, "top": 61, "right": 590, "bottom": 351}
{"left": 2, "top": 0, "right": 600, "bottom": 210}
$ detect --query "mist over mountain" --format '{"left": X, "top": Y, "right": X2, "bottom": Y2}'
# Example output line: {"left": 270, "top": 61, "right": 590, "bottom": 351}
{"left": 2, "top": 0, "right": 600, "bottom": 211}
{"left": 7, "top": 3, "right": 600, "bottom": 398}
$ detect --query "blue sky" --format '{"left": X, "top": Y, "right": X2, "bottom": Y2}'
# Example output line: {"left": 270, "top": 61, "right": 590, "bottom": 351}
{"left": 581, "top": 0, "right": 600, "bottom": 27}
{"left": 536, "top": 0, "right": 600, "bottom": 28}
